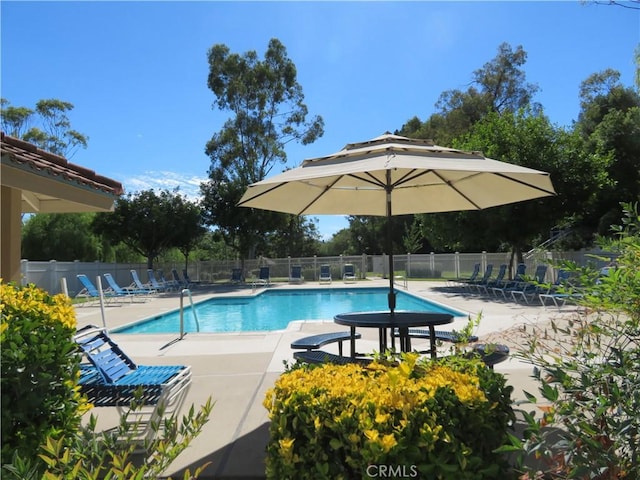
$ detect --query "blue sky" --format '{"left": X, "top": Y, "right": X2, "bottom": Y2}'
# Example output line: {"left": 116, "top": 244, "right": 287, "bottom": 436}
{"left": 2, "top": 1, "right": 638, "bottom": 239}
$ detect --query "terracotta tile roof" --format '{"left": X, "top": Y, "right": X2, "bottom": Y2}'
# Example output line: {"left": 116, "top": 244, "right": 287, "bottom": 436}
{"left": 1, "top": 131, "right": 124, "bottom": 196}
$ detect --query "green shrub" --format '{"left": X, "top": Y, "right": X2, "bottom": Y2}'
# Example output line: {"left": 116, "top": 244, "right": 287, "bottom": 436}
{"left": 1, "top": 282, "right": 214, "bottom": 479}
{"left": 264, "top": 354, "right": 515, "bottom": 479}
{"left": 1, "top": 282, "right": 87, "bottom": 466}
{"left": 510, "top": 203, "right": 640, "bottom": 479}
{"left": 2, "top": 396, "right": 214, "bottom": 480}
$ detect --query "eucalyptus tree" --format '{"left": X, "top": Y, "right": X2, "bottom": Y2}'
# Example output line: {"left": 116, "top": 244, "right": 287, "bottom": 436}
{"left": 0, "top": 98, "right": 88, "bottom": 158}
{"left": 399, "top": 42, "right": 539, "bottom": 145}
{"left": 200, "top": 38, "right": 324, "bottom": 262}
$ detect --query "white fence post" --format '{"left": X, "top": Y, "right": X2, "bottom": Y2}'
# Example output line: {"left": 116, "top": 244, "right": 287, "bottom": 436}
{"left": 454, "top": 252, "right": 460, "bottom": 279}
{"left": 20, "top": 259, "right": 28, "bottom": 286}
{"left": 48, "top": 260, "right": 57, "bottom": 295}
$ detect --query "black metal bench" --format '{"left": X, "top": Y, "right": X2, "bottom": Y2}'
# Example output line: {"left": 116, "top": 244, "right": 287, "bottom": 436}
{"left": 392, "top": 329, "right": 479, "bottom": 344}
{"left": 467, "top": 344, "right": 510, "bottom": 369}
{"left": 293, "top": 350, "right": 372, "bottom": 366}
{"left": 291, "top": 331, "right": 361, "bottom": 356}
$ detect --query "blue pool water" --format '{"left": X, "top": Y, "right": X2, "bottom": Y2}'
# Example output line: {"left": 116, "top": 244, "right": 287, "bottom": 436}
{"left": 113, "top": 287, "right": 467, "bottom": 334}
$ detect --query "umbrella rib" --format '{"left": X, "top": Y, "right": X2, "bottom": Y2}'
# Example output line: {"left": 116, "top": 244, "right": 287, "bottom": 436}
{"left": 347, "top": 172, "right": 387, "bottom": 189}
{"left": 236, "top": 182, "right": 288, "bottom": 208}
{"left": 296, "top": 176, "right": 346, "bottom": 214}
{"left": 431, "top": 171, "right": 483, "bottom": 209}
{"left": 493, "top": 172, "right": 556, "bottom": 196}
{"left": 391, "top": 168, "right": 429, "bottom": 188}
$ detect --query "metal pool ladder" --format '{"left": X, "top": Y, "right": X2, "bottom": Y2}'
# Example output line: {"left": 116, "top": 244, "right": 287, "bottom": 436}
{"left": 180, "top": 288, "right": 200, "bottom": 338}
{"left": 162, "top": 288, "right": 200, "bottom": 350}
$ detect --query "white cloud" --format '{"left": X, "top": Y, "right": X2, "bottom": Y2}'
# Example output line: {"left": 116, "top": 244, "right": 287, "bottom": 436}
{"left": 123, "top": 171, "right": 206, "bottom": 201}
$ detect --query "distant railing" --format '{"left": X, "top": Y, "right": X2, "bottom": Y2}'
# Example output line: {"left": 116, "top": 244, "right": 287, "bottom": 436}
{"left": 20, "top": 249, "right": 615, "bottom": 296}
{"left": 524, "top": 224, "right": 573, "bottom": 259}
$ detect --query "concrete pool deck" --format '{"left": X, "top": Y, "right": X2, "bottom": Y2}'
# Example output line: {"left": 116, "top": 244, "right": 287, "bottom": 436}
{"left": 73, "top": 279, "right": 578, "bottom": 479}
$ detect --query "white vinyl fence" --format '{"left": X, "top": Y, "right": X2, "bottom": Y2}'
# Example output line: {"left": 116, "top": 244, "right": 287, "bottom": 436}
{"left": 19, "top": 249, "right": 615, "bottom": 297}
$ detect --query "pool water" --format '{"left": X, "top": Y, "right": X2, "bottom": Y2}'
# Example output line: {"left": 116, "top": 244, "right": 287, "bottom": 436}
{"left": 113, "top": 287, "right": 467, "bottom": 334}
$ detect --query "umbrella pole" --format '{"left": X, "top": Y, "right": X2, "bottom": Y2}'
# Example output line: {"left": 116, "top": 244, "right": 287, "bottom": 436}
{"left": 388, "top": 253, "right": 395, "bottom": 312}
{"left": 386, "top": 176, "right": 396, "bottom": 313}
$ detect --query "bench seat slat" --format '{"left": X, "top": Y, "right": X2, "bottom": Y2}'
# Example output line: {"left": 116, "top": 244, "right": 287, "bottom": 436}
{"left": 392, "top": 329, "right": 479, "bottom": 343}
{"left": 293, "top": 350, "right": 372, "bottom": 366}
{"left": 291, "top": 331, "right": 361, "bottom": 356}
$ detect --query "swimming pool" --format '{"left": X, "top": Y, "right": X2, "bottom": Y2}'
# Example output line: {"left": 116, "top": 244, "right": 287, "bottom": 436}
{"left": 113, "top": 287, "right": 467, "bottom": 334}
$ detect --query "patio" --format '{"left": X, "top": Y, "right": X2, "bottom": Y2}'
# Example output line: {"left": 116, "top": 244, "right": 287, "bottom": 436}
{"left": 73, "top": 278, "right": 575, "bottom": 479}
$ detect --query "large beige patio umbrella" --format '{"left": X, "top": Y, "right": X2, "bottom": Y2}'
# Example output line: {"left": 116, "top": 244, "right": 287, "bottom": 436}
{"left": 238, "top": 133, "right": 555, "bottom": 311}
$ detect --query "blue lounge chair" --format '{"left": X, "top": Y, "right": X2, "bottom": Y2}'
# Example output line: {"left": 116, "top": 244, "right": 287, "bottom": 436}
{"left": 319, "top": 264, "right": 332, "bottom": 284}
{"left": 74, "top": 325, "right": 191, "bottom": 440}
{"left": 102, "top": 273, "right": 151, "bottom": 301}
{"left": 76, "top": 274, "right": 123, "bottom": 304}
{"left": 510, "top": 265, "right": 549, "bottom": 303}
{"left": 343, "top": 264, "right": 356, "bottom": 283}
{"left": 289, "top": 265, "right": 304, "bottom": 283}
{"left": 171, "top": 269, "right": 189, "bottom": 288}
{"left": 147, "top": 269, "right": 173, "bottom": 292}
{"left": 465, "top": 264, "right": 493, "bottom": 292}
{"left": 491, "top": 263, "right": 527, "bottom": 299}
{"left": 448, "top": 263, "right": 481, "bottom": 288}
{"left": 130, "top": 270, "right": 157, "bottom": 295}
{"left": 538, "top": 269, "right": 579, "bottom": 307}
{"left": 253, "top": 266, "right": 271, "bottom": 287}
{"left": 231, "top": 268, "right": 244, "bottom": 284}
{"left": 158, "top": 270, "right": 179, "bottom": 290}
{"left": 182, "top": 269, "right": 199, "bottom": 287}
{"left": 476, "top": 264, "right": 507, "bottom": 295}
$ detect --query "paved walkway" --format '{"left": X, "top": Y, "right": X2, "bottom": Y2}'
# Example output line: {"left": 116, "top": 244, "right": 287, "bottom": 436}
{"left": 74, "top": 279, "right": 576, "bottom": 479}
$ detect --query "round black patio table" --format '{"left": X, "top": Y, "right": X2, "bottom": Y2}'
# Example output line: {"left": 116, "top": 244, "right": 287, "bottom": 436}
{"left": 334, "top": 311, "right": 454, "bottom": 359}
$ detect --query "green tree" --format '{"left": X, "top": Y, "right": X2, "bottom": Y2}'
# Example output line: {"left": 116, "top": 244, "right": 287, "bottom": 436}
{"left": 402, "top": 217, "right": 426, "bottom": 254}
{"left": 576, "top": 69, "right": 640, "bottom": 235}
{"left": 318, "top": 228, "right": 356, "bottom": 256}
{"left": 1, "top": 98, "right": 88, "bottom": 158}
{"left": 419, "top": 110, "right": 609, "bottom": 261}
{"left": 399, "top": 43, "right": 539, "bottom": 145}
{"left": 93, "top": 189, "right": 204, "bottom": 269}
{"left": 172, "top": 199, "right": 207, "bottom": 270}
{"left": 394, "top": 43, "right": 547, "bottom": 256}
{"left": 265, "top": 215, "right": 321, "bottom": 258}
{"left": 21, "top": 213, "right": 105, "bottom": 261}
{"left": 200, "top": 38, "right": 324, "bottom": 264}
{"left": 347, "top": 215, "right": 415, "bottom": 256}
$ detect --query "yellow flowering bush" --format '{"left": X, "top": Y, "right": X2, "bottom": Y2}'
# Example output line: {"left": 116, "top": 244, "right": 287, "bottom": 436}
{"left": 1, "top": 281, "right": 87, "bottom": 469}
{"left": 264, "top": 354, "right": 514, "bottom": 479}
